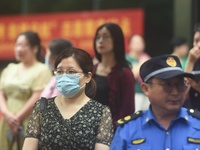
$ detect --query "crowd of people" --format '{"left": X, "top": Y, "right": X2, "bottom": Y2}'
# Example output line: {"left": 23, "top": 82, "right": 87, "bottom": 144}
{"left": 0, "top": 22, "right": 199, "bottom": 149}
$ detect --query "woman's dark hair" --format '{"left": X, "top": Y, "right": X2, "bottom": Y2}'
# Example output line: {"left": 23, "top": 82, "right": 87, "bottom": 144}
{"left": 194, "top": 23, "right": 200, "bottom": 33}
{"left": 17, "top": 31, "right": 43, "bottom": 62}
{"left": 93, "top": 22, "right": 131, "bottom": 68}
{"left": 169, "top": 37, "right": 187, "bottom": 54}
{"left": 49, "top": 38, "right": 73, "bottom": 57}
{"left": 55, "top": 47, "right": 96, "bottom": 98}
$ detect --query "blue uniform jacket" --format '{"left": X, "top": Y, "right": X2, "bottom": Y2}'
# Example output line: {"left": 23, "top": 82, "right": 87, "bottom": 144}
{"left": 110, "top": 108, "right": 200, "bottom": 150}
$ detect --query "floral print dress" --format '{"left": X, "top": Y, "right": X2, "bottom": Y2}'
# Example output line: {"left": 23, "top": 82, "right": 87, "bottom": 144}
{"left": 25, "top": 97, "right": 113, "bottom": 150}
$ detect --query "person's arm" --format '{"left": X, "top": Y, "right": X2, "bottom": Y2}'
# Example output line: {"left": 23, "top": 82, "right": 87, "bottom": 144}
{"left": 17, "top": 67, "right": 52, "bottom": 121}
{"left": 118, "top": 69, "right": 135, "bottom": 118}
{"left": 185, "top": 46, "right": 200, "bottom": 92}
{"left": 185, "top": 46, "right": 200, "bottom": 73}
{"left": 0, "top": 66, "right": 14, "bottom": 123}
{"left": 0, "top": 90, "right": 8, "bottom": 115}
{"left": 22, "top": 100, "right": 41, "bottom": 150}
{"left": 16, "top": 90, "right": 42, "bottom": 121}
{"left": 95, "top": 143, "right": 109, "bottom": 150}
{"left": 0, "top": 65, "right": 20, "bottom": 135}
{"left": 0, "top": 90, "right": 20, "bottom": 135}
{"left": 95, "top": 107, "right": 114, "bottom": 150}
{"left": 22, "top": 138, "right": 39, "bottom": 150}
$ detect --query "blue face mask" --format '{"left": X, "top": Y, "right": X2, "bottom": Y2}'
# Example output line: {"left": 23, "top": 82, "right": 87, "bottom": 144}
{"left": 56, "top": 74, "right": 85, "bottom": 98}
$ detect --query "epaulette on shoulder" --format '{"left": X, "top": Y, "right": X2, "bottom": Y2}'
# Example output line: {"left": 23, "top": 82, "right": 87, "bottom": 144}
{"left": 117, "top": 111, "right": 143, "bottom": 126}
{"left": 187, "top": 109, "right": 200, "bottom": 119}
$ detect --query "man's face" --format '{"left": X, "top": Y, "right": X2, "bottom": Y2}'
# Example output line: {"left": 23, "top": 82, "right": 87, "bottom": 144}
{"left": 143, "top": 77, "right": 187, "bottom": 115}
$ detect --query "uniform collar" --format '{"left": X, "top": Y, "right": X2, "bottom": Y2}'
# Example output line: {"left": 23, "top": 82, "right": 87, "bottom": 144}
{"left": 142, "top": 107, "right": 189, "bottom": 126}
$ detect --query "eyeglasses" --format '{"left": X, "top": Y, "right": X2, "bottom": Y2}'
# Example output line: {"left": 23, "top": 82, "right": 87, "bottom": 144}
{"left": 15, "top": 43, "right": 29, "bottom": 48}
{"left": 54, "top": 68, "right": 83, "bottom": 76}
{"left": 147, "top": 81, "right": 188, "bottom": 93}
{"left": 95, "top": 35, "right": 111, "bottom": 42}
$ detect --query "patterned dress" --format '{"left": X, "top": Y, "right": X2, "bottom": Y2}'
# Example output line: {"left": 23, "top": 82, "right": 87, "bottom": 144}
{"left": 25, "top": 98, "right": 114, "bottom": 150}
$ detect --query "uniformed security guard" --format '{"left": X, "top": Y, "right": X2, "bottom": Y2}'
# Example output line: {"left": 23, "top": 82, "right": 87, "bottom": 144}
{"left": 110, "top": 54, "right": 200, "bottom": 150}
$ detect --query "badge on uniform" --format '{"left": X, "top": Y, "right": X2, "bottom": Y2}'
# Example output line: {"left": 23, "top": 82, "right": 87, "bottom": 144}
{"left": 131, "top": 138, "right": 146, "bottom": 145}
{"left": 166, "top": 57, "right": 177, "bottom": 67}
{"left": 188, "top": 137, "right": 200, "bottom": 144}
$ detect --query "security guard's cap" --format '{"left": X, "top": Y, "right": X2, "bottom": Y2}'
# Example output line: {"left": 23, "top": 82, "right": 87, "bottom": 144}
{"left": 140, "top": 54, "right": 194, "bottom": 82}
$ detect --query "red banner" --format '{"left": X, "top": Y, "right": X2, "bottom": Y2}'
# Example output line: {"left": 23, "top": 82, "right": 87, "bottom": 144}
{"left": 0, "top": 9, "right": 144, "bottom": 60}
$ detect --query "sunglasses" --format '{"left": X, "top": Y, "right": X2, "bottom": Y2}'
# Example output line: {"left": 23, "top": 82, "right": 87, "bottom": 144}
{"left": 147, "top": 80, "right": 188, "bottom": 93}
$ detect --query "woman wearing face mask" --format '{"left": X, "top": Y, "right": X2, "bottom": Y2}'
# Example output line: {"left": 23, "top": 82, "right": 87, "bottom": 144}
{"left": 41, "top": 38, "right": 73, "bottom": 98}
{"left": 22, "top": 47, "right": 114, "bottom": 150}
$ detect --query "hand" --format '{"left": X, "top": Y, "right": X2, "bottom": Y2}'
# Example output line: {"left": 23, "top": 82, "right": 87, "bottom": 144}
{"left": 187, "top": 78, "right": 200, "bottom": 92}
{"left": 4, "top": 111, "right": 20, "bottom": 136}
{"left": 8, "top": 123, "right": 20, "bottom": 136}
{"left": 188, "top": 46, "right": 200, "bottom": 63}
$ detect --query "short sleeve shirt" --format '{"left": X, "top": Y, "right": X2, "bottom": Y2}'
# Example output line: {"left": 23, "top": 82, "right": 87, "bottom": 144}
{"left": 0, "top": 62, "right": 52, "bottom": 113}
{"left": 110, "top": 108, "right": 200, "bottom": 150}
{"left": 25, "top": 98, "right": 114, "bottom": 150}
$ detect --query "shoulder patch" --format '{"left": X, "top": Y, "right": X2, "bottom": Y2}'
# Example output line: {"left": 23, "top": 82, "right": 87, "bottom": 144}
{"left": 117, "top": 111, "right": 143, "bottom": 126}
{"left": 187, "top": 109, "right": 200, "bottom": 119}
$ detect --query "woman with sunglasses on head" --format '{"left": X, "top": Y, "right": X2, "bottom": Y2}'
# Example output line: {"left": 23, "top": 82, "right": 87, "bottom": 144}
{"left": 22, "top": 47, "right": 113, "bottom": 150}
{"left": 93, "top": 22, "right": 135, "bottom": 131}
{"left": 0, "top": 31, "right": 52, "bottom": 150}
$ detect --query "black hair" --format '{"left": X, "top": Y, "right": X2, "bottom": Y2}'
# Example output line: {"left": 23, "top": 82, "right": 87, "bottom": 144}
{"left": 17, "top": 31, "right": 43, "bottom": 62}
{"left": 49, "top": 38, "right": 73, "bottom": 57}
{"left": 93, "top": 22, "right": 131, "bottom": 68}
{"left": 169, "top": 37, "right": 187, "bottom": 54}
{"left": 55, "top": 47, "right": 96, "bottom": 98}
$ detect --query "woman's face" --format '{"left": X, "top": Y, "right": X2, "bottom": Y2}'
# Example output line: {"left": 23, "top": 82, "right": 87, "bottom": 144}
{"left": 129, "top": 35, "right": 145, "bottom": 55}
{"left": 56, "top": 56, "right": 86, "bottom": 86}
{"left": 95, "top": 27, "right": 113, "bottom": 55}
{"left": 14, "top": 35, "right": 37, "bottom": 62}
{"left": 176, "top": 44, "right": 188, "bottom": 58}
{"left": 193, "top": 31, "right": 200, "bottom": 48}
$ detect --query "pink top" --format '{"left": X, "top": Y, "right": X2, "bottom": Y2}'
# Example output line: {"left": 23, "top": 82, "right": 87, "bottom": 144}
{"left": 40, "top": 76, "right": 61, "bottom": 98}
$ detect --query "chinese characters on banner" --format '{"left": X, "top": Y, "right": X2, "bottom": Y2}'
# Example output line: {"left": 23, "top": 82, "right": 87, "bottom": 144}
{"left": 0, "top": 9, "right": 143, "bottom": 60}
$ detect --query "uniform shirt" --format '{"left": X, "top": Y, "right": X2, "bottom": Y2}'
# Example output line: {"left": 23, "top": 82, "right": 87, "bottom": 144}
{"left": 110, "top": 107, "right": 200, "bottom": 150}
